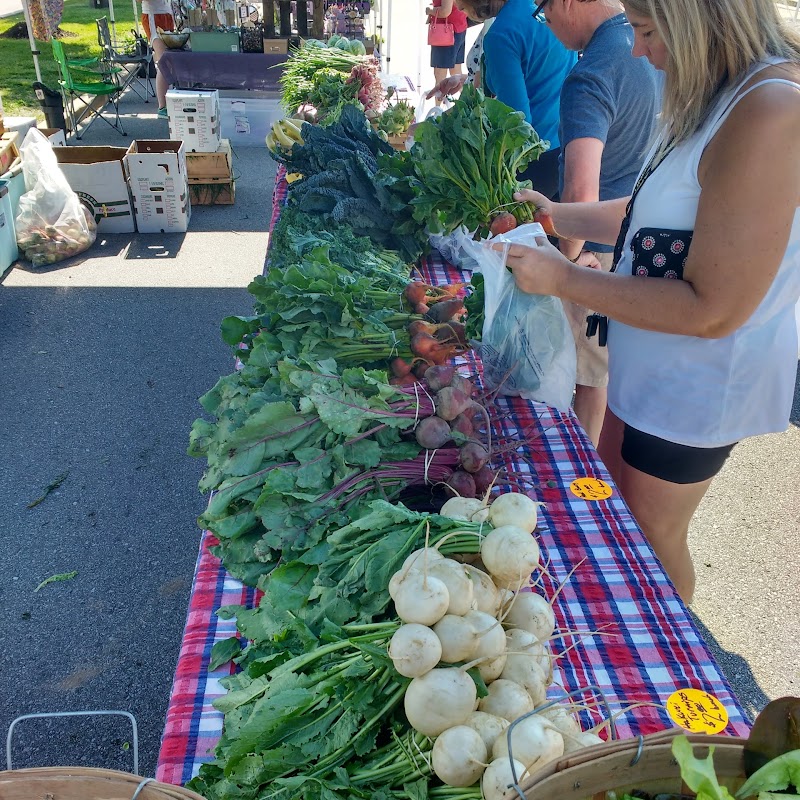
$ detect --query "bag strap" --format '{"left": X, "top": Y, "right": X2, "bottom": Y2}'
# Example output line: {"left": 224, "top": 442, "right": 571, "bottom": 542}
{"left": 610, "top": 138, "right": 676, "bottom": 273}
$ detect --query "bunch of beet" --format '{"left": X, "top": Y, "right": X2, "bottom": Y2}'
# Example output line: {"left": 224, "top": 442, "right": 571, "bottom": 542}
{"left": 404, "top": 364, "right": 495, "bottom": 500}
{"left": 390, "top": 281, "right": 471, "bottom": 383}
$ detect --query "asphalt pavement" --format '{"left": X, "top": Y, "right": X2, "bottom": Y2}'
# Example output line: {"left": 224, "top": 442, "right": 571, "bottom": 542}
{"left": 0, "top": 92, "right": 798, "bottom": 779}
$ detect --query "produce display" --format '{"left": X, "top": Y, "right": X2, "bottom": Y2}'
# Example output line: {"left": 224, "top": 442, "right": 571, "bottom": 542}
{"left": 180, "top": 64, "right": 732, "bottom": 800}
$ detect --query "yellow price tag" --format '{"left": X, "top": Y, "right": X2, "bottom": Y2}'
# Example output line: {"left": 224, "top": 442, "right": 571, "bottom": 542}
{"left": 569, "top": 477, "right": 613, "bottom": 501}
{"left": 666, "top": 688, "right": 729, "bottom": 734}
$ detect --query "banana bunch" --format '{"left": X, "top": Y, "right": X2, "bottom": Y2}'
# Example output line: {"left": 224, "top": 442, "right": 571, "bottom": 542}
{"left": 265, "top": 118, "right": 305, "bottom": 153}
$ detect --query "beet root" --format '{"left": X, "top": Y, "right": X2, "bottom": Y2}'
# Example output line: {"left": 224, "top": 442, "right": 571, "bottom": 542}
{"left": 460, "top": 442, "right": 490, "bottom": 474}
{"left": 444, "top": 470, "right": 477, "bottom": 499}
{"left": 415, "top": 415, "right": 452, "bottom": 449}
{"left": 450, "top": 412, "right": 474, "bottom": 439}
{"left": 435, "top": 386, "right": 473, "bottom": 422}
{"left": 424, "top": 364, "right": 456, "bottom": 392}
{"left": 472, "top": 465, "right": 497, "bottom": 496}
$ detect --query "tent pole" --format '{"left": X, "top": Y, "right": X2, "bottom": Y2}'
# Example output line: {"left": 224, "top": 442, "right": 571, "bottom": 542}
{"left": 21, "top": 0, "right": 42, "bottom": 83}
{"left": 385, "top": 0, "right": 391, "bottom": 73}
{"left": 108, "top": 0, "right": 117, "bottom": 44}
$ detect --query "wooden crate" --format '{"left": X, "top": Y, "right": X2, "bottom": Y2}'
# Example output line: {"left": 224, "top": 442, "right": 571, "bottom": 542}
{"left": 186, "top": 138, "right": 232, "bottom": 181}
{"left": 0, "top": 133, "right": 20, "bottom": 176}
{"left": 189, "top": 179, "right": 235, "bottom": 205}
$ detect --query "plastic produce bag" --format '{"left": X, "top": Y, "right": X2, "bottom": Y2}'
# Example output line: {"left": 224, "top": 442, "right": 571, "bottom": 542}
{"left": 428, "top": 225, "right": 479, "bottom": 271}
{"left": 461, "top": 223, "right": 577, "bottom": 411}
{"left": 15, "top": 128, "right": 97, "bottom": 267}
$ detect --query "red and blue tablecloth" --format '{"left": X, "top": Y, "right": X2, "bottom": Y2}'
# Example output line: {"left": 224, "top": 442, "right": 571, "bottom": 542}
{"left": 155, "top": 168, "right": 750, "bottom": 787}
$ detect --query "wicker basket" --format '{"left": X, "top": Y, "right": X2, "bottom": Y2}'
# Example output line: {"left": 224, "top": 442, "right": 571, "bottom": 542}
{"left": 518, "top": 730, "right": 749, "bottom": 800}
{"left": 0, "top": 766, "right": 207, "bottom": 800}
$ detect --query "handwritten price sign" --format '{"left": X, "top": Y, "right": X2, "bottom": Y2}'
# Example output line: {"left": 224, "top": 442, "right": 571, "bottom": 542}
{"left": 569, "top": 477, "right": 613, "bottom": 501}
{"left": 666, "top": 688, "right": 729, "bottom": 734}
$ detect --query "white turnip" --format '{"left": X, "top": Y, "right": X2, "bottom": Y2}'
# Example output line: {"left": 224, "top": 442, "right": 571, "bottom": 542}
{"left": 428, "top": 559, "right": 474, "bottom": 616}
{"left": 433, "top": 614, "right": 480, "bottom": 662}
{"left": 393, "top": 570, "right": 450, "bottom": 626}
{"left": 439, "top": 496, "right": 489, "bottom": 523}
{"left": 482, "top": 757, "right": 529, "bottom": 800}
{"left": 480, "top": 525, "right": 540, "bottom": 587}
{"left": 401, "top": 547, "right": 445, "bottom": 573}
{"left": 562, "top": 730, "right": 604, "bottom": 753}
{"left": 540, "top": 705, "right": 582, "bottom": 740}
{"left": 478, "top": 679, "right": 535, "bottom": 722}
{"left": 464, "top": 711, "right": 509, "bottom": 754}
{"left": 388, "top": 623, "right": 442, "bottom": 678}
{"left": 431, "top": 725, "right": 488, "bottom": 787}
{"left": 491, "top": 715, "right": 564, "bottom": 772}
{"left": 464, "top": 565, "right": 500, "bottom": 615}
{"left": 404, "top": 667, "right": 477, "bottom": 737}
{"left": 500, "top": 655, "right": 548, "bottom": 706}
{"left": 477, "top": 653, "right": 507, "bottom": 684}
{"left": 503, "top": 592, "right": 556, "bottom": 642}
{"left": 505, "top": 628, "right": 550, "bottom": 678}
{"left": 488, "top": 492, "right": 540, "bottom": 533}
{"left": 464, "top": 610, "right": 506, "bottom": 661}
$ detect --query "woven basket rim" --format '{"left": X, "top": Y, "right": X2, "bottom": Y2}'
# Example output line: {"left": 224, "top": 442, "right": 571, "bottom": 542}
{"left": 0, "top": 766, "right": 206, "bottom": 800}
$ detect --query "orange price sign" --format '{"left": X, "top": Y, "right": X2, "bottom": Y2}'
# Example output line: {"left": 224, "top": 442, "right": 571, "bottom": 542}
{"left": 569, "top": 477, "right": 613, "bottom": 501}
{"left": 666, "top": 688, "right": 729, "bottom": 734}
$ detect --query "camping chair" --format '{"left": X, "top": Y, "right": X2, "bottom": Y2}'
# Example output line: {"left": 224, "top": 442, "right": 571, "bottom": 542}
{"left": 52, "top": 39, "right": 127, "bottom": 139}
{"left": 96, "top": 17, "right": 155, "bottom": 103}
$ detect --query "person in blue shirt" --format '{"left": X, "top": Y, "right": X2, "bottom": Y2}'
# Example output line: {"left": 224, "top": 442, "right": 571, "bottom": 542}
{"left": 545, "top": 0, "right": 660, "bottom": 445}
{"left": 427, "top": 0, "right": 576, "bottom": 198}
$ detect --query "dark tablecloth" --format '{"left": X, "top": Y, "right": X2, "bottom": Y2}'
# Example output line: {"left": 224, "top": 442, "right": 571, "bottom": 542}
{"left": 158, "top": 50, "right": 288, "bottom": 92}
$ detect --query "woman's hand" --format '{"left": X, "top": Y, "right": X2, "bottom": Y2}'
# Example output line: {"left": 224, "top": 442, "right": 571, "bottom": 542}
{"left": 513, "top": 190, "right": 561, "bottom": 237}
{"left": 425, "top": 73, "right": 468, "bottom": 99}
{"left": 499, "top": 237, "right": 571, "bottom": 297}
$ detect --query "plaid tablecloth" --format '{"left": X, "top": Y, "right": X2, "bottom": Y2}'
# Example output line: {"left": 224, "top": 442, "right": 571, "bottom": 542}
{"left": 156, "top": 172, "right": 750, "bottom": 787}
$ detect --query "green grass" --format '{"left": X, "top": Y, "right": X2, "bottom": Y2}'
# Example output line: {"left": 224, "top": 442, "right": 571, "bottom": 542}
{"left": 0, "top": 0, "right": 137, "bottom": 118}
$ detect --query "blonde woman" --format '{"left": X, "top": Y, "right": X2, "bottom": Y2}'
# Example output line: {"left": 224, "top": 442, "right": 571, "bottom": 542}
{"left": 503, "top": 0, "right": 800, "bottom": 603}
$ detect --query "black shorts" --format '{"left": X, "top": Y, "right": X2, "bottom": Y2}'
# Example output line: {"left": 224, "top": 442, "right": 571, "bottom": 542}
{"left": 430, "top": 30, "right": 466, "bottom": 68}
{"left": 621, "top": 424, "right": 737, "bottom": 484}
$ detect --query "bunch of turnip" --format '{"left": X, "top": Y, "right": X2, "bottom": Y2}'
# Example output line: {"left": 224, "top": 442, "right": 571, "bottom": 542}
{"left": 385, "top": 490, "right": 579, "bottom": 795}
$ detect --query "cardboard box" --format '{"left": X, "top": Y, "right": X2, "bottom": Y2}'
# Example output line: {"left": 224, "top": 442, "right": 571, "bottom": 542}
{"left": 0, "top": 134, "right": 20, "bottom": 176}
{"left": 166, "top": 89, "right": 222, "bottom": 153}
{"left": 219, "top": 90, "right": 283, "bottom": 147}
{"left": 190, "top": 30, "right": 241, "bottom": 53}
{"left": 124, "top": 140, "right": 191, "bottom": 233}
{"left": 0, "top": 158, "right": 24, "bottom": 225}
{"left": 0, "top": 178, "right": 19, "bottom": 277}
{"left": 189, "top": 180, "right": 235, "bottom": 205}
{"left": 186, "top": 138, "right": 232, "bottom": 181}
{"left": 52, "top": 146, "right": 136, "bottom": 233}
{"left": 263, "top": 38, "right": 288, "bottom": 54}
{"left": 39, "top": 127, "right": 67, "bottom": 147}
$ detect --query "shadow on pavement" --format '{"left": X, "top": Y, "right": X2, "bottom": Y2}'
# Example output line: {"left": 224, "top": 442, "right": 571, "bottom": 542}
{"left": 689, "top": 609, "right": 770, "bottom": 724}
{"left": 791, "top": 360, "right": 800, "bottom": 426}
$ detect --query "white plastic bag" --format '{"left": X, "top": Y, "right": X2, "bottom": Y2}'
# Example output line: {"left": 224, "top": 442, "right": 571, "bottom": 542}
{"left": 462, "top": 223, "right": 577, "bottom": 411}
{"left": 428, "top": 225, "right": 478, "bottom": 270}
{"left": 15, "top": 128, "right": 97, "bottom": 267}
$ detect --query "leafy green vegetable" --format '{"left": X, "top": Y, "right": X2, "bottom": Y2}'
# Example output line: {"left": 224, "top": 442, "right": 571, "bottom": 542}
{"left": 672, "top": 736, "right": 736, "bottom": 800}
{"left": 736, "top": 750, "right": 800, "bottom": 798}
{"left": 464, "top": 273, "right": 484, "bottom": 344}
{"left": 209, "top": 636, "right": 244, "bottom": 671}
{"left": 375, "top": 85, "right": 547, "bottom": 237}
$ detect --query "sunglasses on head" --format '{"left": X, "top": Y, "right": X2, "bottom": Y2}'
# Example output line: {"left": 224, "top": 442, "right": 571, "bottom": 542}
{"left": 532, "top": 0, "right": 549, "bottom": 17}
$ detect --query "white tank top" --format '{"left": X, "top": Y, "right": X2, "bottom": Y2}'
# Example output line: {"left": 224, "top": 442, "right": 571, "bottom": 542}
{"left": 606, "top": 59, "right": 800, "bottom": 447}
{"left": 141, "top": 0, "right": 173, "bottom": 16}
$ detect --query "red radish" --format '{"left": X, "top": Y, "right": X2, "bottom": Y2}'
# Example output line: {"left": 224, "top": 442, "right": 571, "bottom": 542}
{"left": 489, "top": 212, "right": 517, "bottom": 236}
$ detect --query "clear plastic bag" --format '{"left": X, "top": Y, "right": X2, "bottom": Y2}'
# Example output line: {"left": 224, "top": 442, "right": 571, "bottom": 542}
{"left": 15, "top": 128, "right": 97, "bottom": 267}
{"left": 428, "top": 225, "right": 479, "bottom": 271}
{"left": 461, "top": 223, "right": 577, "bottom": 411}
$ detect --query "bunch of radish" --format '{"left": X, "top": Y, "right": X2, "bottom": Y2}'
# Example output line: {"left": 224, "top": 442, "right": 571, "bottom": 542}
{"left": 385, "top": 491, "right": 599, "bottom": 797}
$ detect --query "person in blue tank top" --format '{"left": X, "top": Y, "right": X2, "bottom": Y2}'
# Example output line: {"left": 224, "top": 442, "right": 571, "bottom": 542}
{"left": 426, "top": 0, "right": 576, "bottom": 197}
{"left": 495, "top": 0, "right": 800, "bottom": 604}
